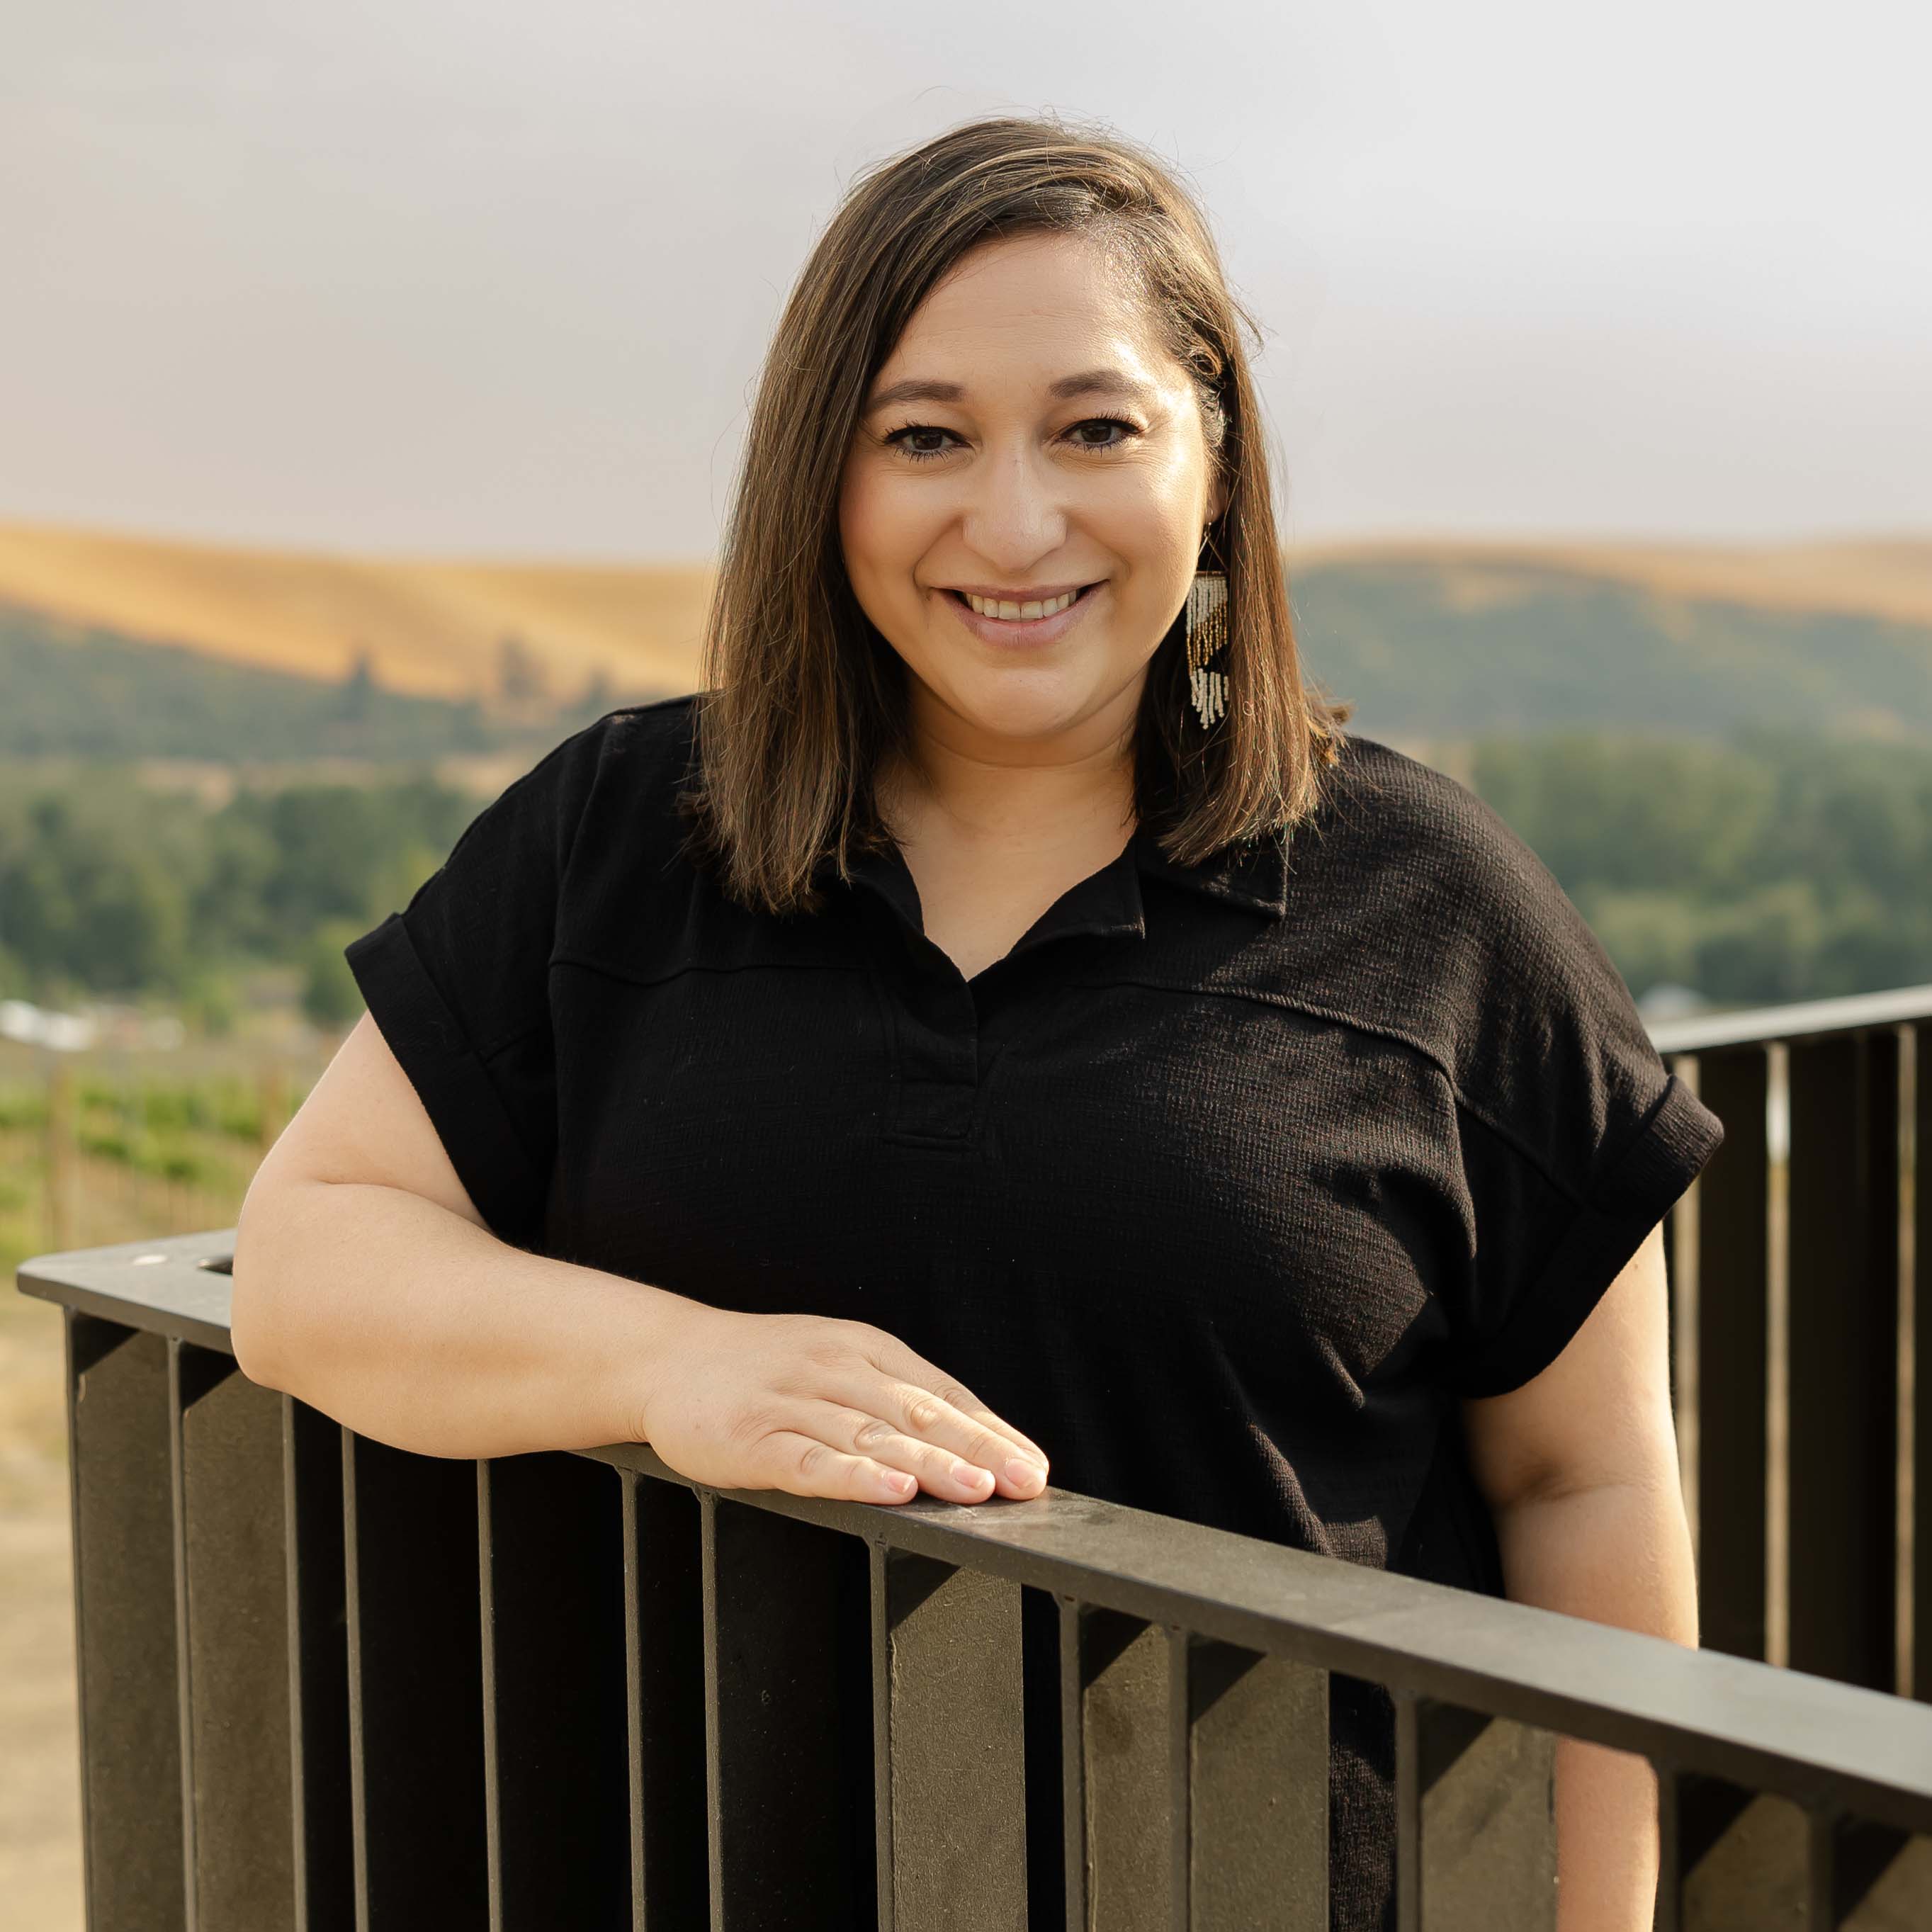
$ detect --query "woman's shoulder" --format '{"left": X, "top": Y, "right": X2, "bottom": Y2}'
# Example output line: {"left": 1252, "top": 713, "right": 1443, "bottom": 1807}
{"left": 502, "top": 692, "right": 701, "bottom": 849}
{"left": 1305, "top": 731, "right": 1532, "bottom": 881}
{"left": 564, "top": 691, "right": 701, "bottom": 796}
{"left": 1298, "top": 730, "right": 1581, "bottom": 951}
{"left": 1280, "top": 730, "right": 1659, "bottom": 1115}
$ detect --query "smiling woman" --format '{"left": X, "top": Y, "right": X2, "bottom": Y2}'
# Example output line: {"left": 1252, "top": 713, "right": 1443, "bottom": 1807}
{"left": 232, "top": 113, "right": 1722, "bottom": 1932}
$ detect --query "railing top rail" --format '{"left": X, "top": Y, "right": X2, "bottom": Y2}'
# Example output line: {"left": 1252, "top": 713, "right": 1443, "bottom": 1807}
{"left": 19, "top": 1228, "right": 1932, "bottom": 1836}
{"left": 1646, "top": 978, "right": 1932, "bottom": 1054}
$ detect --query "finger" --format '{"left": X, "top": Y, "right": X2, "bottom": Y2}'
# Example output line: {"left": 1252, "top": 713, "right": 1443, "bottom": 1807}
{"left": 799, "top": 1402, "right": 1004, "bottom": 1503}
{"left": 858, "top": 1337, "right": 1053, "bottom": 1469}
{"left": 954, "top": 1398, "right": 1051, "bottom": 1473}
{"left": 872, "top": 1378, "right": 1050, "bottom": 1497}
{"left": 752, "top": 1429, "right": 921, "bottom": 1506}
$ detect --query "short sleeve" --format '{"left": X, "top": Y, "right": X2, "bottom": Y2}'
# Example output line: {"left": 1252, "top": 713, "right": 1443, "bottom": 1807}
{"left": 343, "top": 715, "right": 611, "bottom": 1248}
{"left": 1440, "top": 816, "right": 1727, "bottom": 1399}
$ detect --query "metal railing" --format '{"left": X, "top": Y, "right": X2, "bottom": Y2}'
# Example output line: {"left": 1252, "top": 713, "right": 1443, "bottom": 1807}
{"left": 1649, "top": 983, "right": 1930, "bottom": 1696}
{"left": 18, "top": 981, "right": 1932, "bottom": 1930}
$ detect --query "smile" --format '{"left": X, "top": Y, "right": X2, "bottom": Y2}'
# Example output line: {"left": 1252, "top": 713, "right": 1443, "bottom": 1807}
{"left": 939, "top": 580, "right": 1105, "bottom": 648}
{"left": 957, "top": 587, "right": 1080, "bottom": 619}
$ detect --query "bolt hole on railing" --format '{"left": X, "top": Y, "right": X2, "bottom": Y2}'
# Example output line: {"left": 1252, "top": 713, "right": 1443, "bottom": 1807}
{"left": 17, "top": 983, "right": 1932, "bottom": 1930}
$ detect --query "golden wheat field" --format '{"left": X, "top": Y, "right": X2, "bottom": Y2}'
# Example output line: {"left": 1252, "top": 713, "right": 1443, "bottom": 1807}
{"left": 0, "top": 521, "right": 718, "bottom": 702}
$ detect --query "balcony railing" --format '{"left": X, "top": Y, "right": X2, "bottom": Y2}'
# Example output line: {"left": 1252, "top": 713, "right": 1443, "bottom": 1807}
{"left": 1648, "top": 981, "right": 1930, "bottom": 1696}
{"left": 17, "top": 981, "right": 1932, "bottom": 1930}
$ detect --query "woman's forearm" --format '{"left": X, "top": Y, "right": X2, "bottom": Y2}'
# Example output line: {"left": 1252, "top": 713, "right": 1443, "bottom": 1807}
{"left": 1490, "top": 1475, "right": 1698, "bottom": 1931}
{"left": 230, "top": 1174, "right": 694, "bottom": 1459}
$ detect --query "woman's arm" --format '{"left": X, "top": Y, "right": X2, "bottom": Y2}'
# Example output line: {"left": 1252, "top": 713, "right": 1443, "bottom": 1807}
{"left": 231, "top": 1013, "right": 1049, "bottom": 1502}
{"left": 232, "top": 1012, "right": 684, "bottom": 1457}
{"left": 1459, "top": 1219, "right": 1697, "bottom": 1932}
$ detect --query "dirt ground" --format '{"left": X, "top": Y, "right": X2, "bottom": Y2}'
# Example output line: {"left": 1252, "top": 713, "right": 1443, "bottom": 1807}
{"left": 0, "top": 1282, "right": 81, "bottom": 1931}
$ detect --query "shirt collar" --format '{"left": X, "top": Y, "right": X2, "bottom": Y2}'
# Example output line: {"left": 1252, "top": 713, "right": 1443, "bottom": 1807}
{"left": 1130, "top": 821, "right": 1290, "bottom": 919}
{"left": 837, "top": 819, "right": 1287, "bottom": 956}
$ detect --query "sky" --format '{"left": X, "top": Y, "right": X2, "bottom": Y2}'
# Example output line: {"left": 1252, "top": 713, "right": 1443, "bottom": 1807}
{"left": 2, "top": 0, "right": 1927, "bottom": 560}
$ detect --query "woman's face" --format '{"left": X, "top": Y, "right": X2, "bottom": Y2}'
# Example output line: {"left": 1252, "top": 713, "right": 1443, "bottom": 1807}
{"left": 839, "top": 230, "right": 1228, "bottom": 764}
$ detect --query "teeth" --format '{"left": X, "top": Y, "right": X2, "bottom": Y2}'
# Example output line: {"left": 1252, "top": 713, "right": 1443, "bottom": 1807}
{"left": 964, "top": 589, "right": 1078, "bottom": 619}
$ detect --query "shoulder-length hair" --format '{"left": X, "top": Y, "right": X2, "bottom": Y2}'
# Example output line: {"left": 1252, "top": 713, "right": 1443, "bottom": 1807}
{"left": 685, "top": 111, "right": 1351, "bottom": 915}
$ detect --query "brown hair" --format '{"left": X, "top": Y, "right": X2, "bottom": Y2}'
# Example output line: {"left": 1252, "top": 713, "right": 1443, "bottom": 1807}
{"left": 685, "top": 111, "right": 1351, "bottom": 914}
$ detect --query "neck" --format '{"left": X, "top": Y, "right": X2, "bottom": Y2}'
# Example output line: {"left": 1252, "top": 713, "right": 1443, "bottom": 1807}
{"left": 883, "top": 682, "right": 1140, "bottom": 850}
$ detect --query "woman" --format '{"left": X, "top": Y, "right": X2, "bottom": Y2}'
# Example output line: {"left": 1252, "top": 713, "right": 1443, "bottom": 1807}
{"left": 232, "top": 114, "right": 1721, "bottom": 1930}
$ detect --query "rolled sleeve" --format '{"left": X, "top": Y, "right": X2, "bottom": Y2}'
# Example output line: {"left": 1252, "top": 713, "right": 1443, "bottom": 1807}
{"left": 1449, "top": 1070, "right": 1724, "bottom": 1398}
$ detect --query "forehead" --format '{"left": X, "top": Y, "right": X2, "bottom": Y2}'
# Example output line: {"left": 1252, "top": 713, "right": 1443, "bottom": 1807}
{"left": 877, "top": 230, "right": 1171, "bottom": 385}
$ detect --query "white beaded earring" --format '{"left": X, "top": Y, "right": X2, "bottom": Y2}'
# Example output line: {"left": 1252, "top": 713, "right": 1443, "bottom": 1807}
{"left": 1185, "top": 568, "right": 1228, "bottom": 727}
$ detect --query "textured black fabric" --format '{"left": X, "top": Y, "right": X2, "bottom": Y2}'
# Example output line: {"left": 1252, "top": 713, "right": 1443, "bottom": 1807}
{"left": 345, "top": 693, "right": 1724, "bottom": 1927}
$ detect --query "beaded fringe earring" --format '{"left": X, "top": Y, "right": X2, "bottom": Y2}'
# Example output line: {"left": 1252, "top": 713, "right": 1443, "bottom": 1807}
{"left": 1185, "top": 569, "right": 1228, "bottom": 727}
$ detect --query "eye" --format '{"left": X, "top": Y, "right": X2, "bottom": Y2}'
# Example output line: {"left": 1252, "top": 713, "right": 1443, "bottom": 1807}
{"left": 880, "top": 422, "right": 959, "bottom": 463}
{"left": 1066, "top": 416, "right": 1141, "bottom": 451}
{"left": 879, "top": 416, "right": 1145, "bottom": 463}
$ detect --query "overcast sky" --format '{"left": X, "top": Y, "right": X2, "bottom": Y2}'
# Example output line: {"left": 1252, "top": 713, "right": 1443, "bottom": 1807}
{"left": 3, "top": 0, "right": 1926, "bottom": 560}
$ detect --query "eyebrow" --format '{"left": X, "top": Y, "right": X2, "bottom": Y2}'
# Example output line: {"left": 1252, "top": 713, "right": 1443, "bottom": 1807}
{"left": 862, "top": 367, "right": 1158, "bottom": 417}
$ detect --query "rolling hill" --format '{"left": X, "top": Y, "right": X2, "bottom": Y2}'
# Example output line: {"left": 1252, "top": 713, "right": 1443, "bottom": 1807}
{"left": 2, "top": 521, "right": 1929, "bottom": 760}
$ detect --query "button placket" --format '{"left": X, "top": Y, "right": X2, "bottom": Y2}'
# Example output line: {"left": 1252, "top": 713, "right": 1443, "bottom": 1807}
{"left": 887, "top": 932, "right": 983, "bottom": 1144}
{"left": 842, "top": 834, "right": 1152, "bottom": 1153}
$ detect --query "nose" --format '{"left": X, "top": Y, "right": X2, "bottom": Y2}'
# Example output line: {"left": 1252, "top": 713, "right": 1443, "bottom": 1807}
{"left": 959, "top": 437, "right": 1070, "bottom": 573}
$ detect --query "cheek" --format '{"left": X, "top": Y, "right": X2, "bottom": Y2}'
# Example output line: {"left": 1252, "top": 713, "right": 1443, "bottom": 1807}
{"left": 1103, "top": 473, "right": 1204, "bottom": 591}
{"left": 840, "top": 467, "right": 935, "bottom": 583}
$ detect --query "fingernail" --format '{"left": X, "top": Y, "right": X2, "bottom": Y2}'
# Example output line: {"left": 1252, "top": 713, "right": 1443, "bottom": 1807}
{"left": 954, "top": 1462, "right": 991, "bottom": 1491}
{"left": 1005, "top": 1458, "right": 1046, "bottom": 1491}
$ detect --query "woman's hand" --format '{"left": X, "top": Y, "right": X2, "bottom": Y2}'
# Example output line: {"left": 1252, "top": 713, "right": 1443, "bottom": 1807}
{"left": 631, "top": 1304, "right": 1051, "bottom": 1506}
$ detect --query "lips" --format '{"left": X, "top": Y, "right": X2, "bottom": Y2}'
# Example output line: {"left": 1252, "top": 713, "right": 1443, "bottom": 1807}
{"left": 941, "top": 580, "right": 1104, "bottom": 649}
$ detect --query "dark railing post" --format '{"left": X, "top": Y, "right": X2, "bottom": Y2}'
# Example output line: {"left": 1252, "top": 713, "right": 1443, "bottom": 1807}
{"left": 617, "top": 1469, "right": 707, "bottom": 1925}
{"left": 281, "top": 1394, "right": 352, "bottom": 1932}
{"left": 67, "top": 1316, "right": 186, "bottom": 1932}
{"left": 1785, "top": 1029, "right": 1899, "bottom": 1690}
{"left": 475, "top": 1452, "right": 629, "bottom": 1926}
{"left": 1676, "top": 1045, "right": 1772, "bottom": 1665}
{"left": 341, "top": 1428, "right": 487, "bottom": 1926}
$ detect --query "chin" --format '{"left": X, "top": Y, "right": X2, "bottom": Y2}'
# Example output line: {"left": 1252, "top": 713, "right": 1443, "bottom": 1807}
{"left": 946, "top": 673, "right": 1107, "bottom": 744}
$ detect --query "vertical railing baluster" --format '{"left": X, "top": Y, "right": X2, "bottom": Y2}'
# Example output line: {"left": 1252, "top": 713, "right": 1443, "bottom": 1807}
{"left": 174, "top": 1343, "right": 295, "bottom": 1929}
{"left": 167, "top": 1338, "right": 203, "bottom": 1928}
{"left": 1057, "top": 1595, "right": 1089, "bottom": 1932}
{"left": 1691, "top": 1046, "right": 1772, "bottom": 1663}
{"left": 1787, "top": 1030, "right": 1900, "bottom": 1688}
{"left": 341, "top": 1429, "right": 487, "bottom": 1928}
{"left": 1392, "top": 1697, "right": 1554, "bottom": 1928}
{"left": 477, "top": 1452, "right": 630, "bottom": 1929}
{"left": 1394, "top": 1690, "right": 1421, "bottom": 1932}
{"left": 701, "top": 1491, "right": 874, "bottom": 1928}
{"left": 871, "top": 1545, "right": 896, "bottom": 1929}
{"left": 1663, "top": 1053, "right": 1706, "bottom": 1558}
{"left": 1652, "top": 1763, "right": 1681, "bottom": 1932}
{"left": 1178, "top": 1634, "right": 1326, "bottom": 1930}
{"left": 282, "top": 1395, "right": 352, "bottom": 1932}
{"left": 69, "top": 1316, "right": 187, "bottom": 1932}
{"left": 618, "top": 1470, "right": 707, "bottom": 1929}
{"left": 1054, "top": 1602, "right": 1168, "bottom": 1932}
{"left": 1909, "top": 1021, "right": 1929, "bottom": 1704}
{"left": 1804, "top": 1807, "right": 1837, "bottom": 1929}
{"left": 869, "top": 1544, "right": 1024, "bottom": 1930}
{"left": 1678, "top": 1775, "right": 1804, "bottom": 1921}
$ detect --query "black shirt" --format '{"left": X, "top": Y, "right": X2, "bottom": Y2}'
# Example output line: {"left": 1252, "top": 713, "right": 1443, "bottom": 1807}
{"left": 345, "top": 693, "right": 1724, "bottom": 1928}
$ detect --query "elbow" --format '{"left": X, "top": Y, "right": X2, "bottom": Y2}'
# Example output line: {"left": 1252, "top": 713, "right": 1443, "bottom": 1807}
{"left": 228, "top": 1187, "right": 300, "bottom": 1394}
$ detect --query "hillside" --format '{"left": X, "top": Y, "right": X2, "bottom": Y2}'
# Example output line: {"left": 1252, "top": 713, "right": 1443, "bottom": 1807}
{"left": 3, "top": 522, "right": 1931, "bottom": 754}
{"left": 1289, "top": 556, "right": 1932, "bottom": 740}
{"left": 0, "top": 522, "right": 709, "bottom": 706}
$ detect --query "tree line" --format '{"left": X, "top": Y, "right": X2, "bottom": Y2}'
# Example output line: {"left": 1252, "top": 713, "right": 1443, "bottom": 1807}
{"left": 0, "top": 723, "right": 1926, "bottom": 1028}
